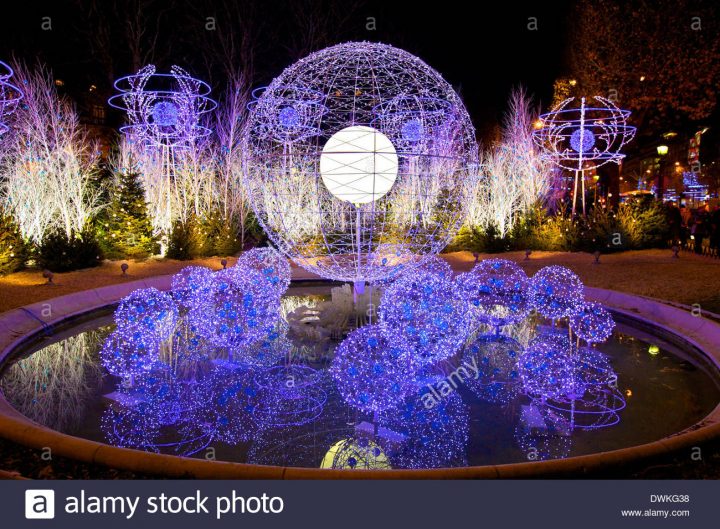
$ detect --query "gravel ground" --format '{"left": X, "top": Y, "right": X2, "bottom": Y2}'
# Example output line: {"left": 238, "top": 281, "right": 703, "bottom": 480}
{"left": 2, "top": 249, "right": 719, "bottom": 315}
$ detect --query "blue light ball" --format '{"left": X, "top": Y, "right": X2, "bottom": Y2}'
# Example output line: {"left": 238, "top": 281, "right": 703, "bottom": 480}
{"left": 570, "top": 127, "right": 595, "bottom": 153}
{"left": 401, "top": 118, "right": 424, "bottom": 142}
{"left": 278, "top": 106, "right": 300, "bottom": 128}
{"left": 152, "top": 100, "right": 179, "bottom": 127}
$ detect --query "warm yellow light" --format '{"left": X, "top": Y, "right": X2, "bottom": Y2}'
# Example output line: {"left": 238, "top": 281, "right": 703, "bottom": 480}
{"left": 640, "top": 76, "right": 645, "bottom": 82}
{"left": 533, "top": 119, "right": 543, "bottom": 129}
{"left": 648, "top": 344, "right": 660, "bottom": 355}
{"left": 657, "top": 145, "right": 669, "bottom": 156}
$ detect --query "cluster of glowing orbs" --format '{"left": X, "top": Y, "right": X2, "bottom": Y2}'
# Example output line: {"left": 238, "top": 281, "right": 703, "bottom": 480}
{"left": 529, "top": 266, "right": 584, "bottom": 320}
{"left": 379, "top": 260, "right": 468, "bottom": 365}
{"left": 235, "top": 247, "right": 292, "bottom": 296}
{"left": 570, "top": 302, "right": 615, "bottom": 344}
{"left": 320, "top": 438, "right": 391, "bottom": 470}
{"left": 319, "top": 125, "right": 399, "bottom": 205}
{"left": 519, "top": 334, "right": 585, "bottom": 401}
{"left": 330, "top": 324, "right": 418, "bottom": 414}
{"left": 455, "top": 259, "right": 531, "bottom": 328}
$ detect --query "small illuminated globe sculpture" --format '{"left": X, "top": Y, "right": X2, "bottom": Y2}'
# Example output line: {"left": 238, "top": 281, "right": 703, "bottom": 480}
{"left": 529, "top": 266, "right": 584, "bottom": 320}
{"left": 533, "top": 96, "right": 635, "bottom": 216}
{"left": 570, "top": 302, "right": 615, "bottom": 344}
{"left": 455, "top": 259, "right": 531, "bottom": 330}
{"left": 0, "top": 61, "right": 22, "bottom": 136}
{"left": 242, "top": 42, "right": 478, "bottom": 285}
{"left": 330, "top": 323, "right": 418, "bottom": 414}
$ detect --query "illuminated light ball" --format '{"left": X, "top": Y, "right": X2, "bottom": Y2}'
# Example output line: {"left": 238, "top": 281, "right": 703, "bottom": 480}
{"left": 100, "top": 329, "right": 159, "bottom": 378}
{"left": 171, "top": 266, "right": 215, "bottom": 311}
{"left": 380, "top": 389, "right": 468, "bottom": 469}
{"left": 242, "top": 42, "right": 478, "bottom": 284}
{"left": 151, "top": 100, "right": 179, "bottom": 127}
{"left": 379, "top": 262, "right": 468, "bottom": 365}
{"left": 462, "top": 334, "right": 522, "bottom": 404}
{"left": 278, "top": 106, "right": 300, "bottom": 128}
{"left": 529, "top": 266, "right": 584, "bottom": 320}
{"left": 320, "top": 125, "right": 398, "bottom": 204}
{"left": 237, "top": 319, "right": 292, "bottom": 368}
{"left": 575, "top": 347, "right": 615, "bottom": 387}
{"left": 570, "top": 302, "right": 615, "bottom": 344}
{"left": 114, "top": 287, "right": 179, "bottom": 346}
{"left": 132, "top": 372, "right": 195, "bottom": 426}
{"left": 235, "top": 247, "right": 292, "bottom": 296}
{"left": 320, "top": 438, "right": 392, "bottom": 470}
{"left": 648, "top": 344, "right": 660, "bottom": 355}
{"left": 519, "top": 333, "right": 585, "bottom": 400}
{"left": 196, "top": 368, "right": 258, "bottom": 444}
{"left": 330, "top": 323, "right": 418, "bottom": 414}
{"left": 570, "top": 127, "right": 595, "bottom": 153}
{"left": 195, "top": 266, "right": 280, "bottom": 353}
{"left": 101, "top": 404, "right": 160, "bottom": 451}
{"left": 402, "top": 118, "right": 424, "bottom": 142}
{"left": 455, "top": 259, "right": 530, "bottom": 328}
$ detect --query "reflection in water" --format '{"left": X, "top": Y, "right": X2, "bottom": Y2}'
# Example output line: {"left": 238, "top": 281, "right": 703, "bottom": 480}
{"left": 1, "top": 330, "right": 106, "bottom": 431}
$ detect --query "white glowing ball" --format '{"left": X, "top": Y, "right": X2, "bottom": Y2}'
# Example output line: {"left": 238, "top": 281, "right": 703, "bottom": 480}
{"left": 319, "top": 125, "right": 398, "bottom": 204}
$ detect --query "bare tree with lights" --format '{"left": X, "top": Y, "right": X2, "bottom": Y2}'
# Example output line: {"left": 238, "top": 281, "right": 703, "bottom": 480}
{"left": 1, "top": 61, "right": 102, "bottom": 243}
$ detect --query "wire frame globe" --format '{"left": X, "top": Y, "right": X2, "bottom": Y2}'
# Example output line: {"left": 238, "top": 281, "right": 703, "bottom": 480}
{"left": 242, "top": 42, "right": 478, "bottom": 284}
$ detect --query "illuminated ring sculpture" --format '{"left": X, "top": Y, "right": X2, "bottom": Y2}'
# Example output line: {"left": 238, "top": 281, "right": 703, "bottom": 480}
{"left": 532, "top": 96, "right": 635, "bottom": 215}
{"left": 0, "top": 61, "right": 23, "bottom": 135}
{"left": 109, "top": 65, "right": 216, "bottom": 149}
{"left": 533, "top": 96, "right": 636, "bottom": 171}
{"left": 242, "top": 42, "right": 479, "bottom": 285}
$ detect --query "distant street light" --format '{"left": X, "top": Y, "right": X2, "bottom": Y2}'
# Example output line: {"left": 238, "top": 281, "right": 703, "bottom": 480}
{"left": 656, "top": 145, "right": 669, "bottom": 201}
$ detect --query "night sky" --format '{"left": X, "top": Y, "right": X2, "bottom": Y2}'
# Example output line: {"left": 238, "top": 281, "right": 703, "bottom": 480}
{"left": 0, "top": 0, "right": 572, "bottom": 141}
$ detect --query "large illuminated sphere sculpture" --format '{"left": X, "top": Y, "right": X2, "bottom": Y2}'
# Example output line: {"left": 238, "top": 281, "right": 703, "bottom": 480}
{"left": 532, "top": 96, "right": 635, "bottom": 216}
{"left": 242, "top": 42, "right": 478, "bottom": 284}
{"left": 0, "top": 61, "right": 22, "bottom": 136}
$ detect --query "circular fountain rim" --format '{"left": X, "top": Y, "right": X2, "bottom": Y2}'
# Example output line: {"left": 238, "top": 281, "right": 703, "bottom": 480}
{"left": 1, "top": 274, "right": 719, "bottom": 479}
